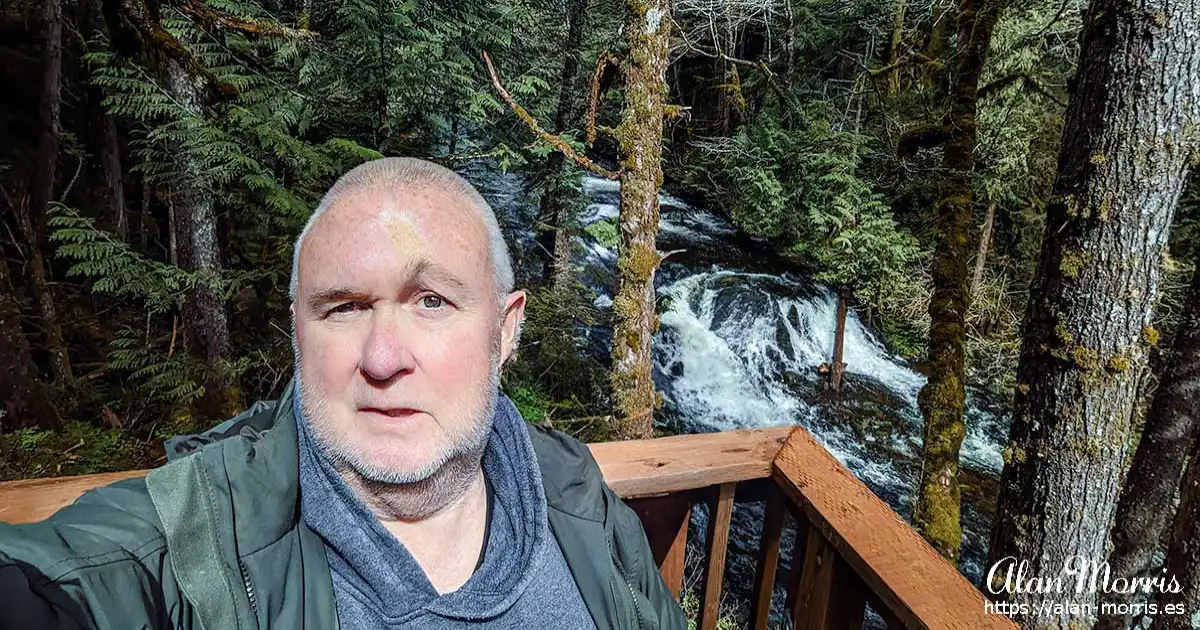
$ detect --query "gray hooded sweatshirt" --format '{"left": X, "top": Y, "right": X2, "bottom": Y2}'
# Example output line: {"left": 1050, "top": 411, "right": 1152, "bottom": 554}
{"left": 297, "top": 391, "right": 599, "bottom": 629}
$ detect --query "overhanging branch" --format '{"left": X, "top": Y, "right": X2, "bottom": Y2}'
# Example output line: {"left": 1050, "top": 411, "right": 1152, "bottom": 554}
{"left": 483, "top": 50, "right": 619, "bottom": 180}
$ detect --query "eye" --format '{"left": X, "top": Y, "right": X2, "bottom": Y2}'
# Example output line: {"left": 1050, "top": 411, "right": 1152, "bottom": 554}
{"left": 420, "top": 295, "right": 446, "bottom": 309}
{"left": 328, "top": 302, "right": 365, "bottom": 316}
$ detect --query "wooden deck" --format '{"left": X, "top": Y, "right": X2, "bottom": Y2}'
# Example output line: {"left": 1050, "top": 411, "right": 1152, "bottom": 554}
{"left": 0, "top": 425, "right": 1016, "bottom": 630}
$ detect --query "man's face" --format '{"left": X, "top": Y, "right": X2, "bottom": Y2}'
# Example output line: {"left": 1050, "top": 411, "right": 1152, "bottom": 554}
{"left": 293, "top": 185, "right": 525, "bottom": 484}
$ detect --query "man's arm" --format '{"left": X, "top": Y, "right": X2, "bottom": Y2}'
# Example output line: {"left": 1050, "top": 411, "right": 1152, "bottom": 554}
{"left": 0, "top": 477, "right": 181, "bottom": 629}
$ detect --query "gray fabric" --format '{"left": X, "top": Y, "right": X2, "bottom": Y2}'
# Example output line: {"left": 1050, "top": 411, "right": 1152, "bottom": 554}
{"left": 297, "top": 390, "right": 598, "bottom": 629}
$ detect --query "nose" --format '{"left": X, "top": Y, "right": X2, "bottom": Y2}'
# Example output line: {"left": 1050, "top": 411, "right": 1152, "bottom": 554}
{"left": 360, "top": 307, "right": 415, "bottom": 383}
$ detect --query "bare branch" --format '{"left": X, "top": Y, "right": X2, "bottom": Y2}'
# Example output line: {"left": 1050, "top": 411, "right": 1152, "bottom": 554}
{"left": 482, "top": 50, "right": 619, "bottom": 180}
{"left": 979, "top": 73, "right": 1067, "bottom": 107}
{"left": 181, "top": 1, "right": 317, "bottom": 41}
{"left": 587, "top": 51, "right": 616, "bottom": 147}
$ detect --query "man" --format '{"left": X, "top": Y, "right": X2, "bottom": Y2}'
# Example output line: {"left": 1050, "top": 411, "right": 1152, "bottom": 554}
{"left": 0, "top": 157, "right": 686, "bottom": 629}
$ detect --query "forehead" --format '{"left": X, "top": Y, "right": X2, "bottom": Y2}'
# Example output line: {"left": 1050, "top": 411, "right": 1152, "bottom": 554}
{"left": 297, "top": 186, "right": 492, "bottom": 292}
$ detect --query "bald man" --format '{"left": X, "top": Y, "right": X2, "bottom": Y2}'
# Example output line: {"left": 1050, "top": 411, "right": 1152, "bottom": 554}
{"left": 0, "top": 158, "right": 687, "bottom": 630}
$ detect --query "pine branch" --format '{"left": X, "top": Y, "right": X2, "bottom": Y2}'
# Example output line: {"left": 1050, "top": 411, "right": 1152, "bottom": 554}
{"left": 482, "top": 50, "right": 619, "bottom": 180}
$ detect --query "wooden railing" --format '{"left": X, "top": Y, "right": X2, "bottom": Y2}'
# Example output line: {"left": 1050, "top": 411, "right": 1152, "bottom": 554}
{"left": 0, "top": 425, "right": 1015, "bottom": 630}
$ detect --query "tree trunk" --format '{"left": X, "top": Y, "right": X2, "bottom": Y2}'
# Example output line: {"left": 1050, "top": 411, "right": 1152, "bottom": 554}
{"left": 26, "top": 0, "right": 73, "bottom": 388}
{"left": 1098, "top": 256, "right": 1200, "bottom": 630}
{"left": 921, "top": 0, "right": 951, "bottom": 88}
{"left": 987, "top": 0, "right": 1200, "bottom": 626}
{"left": 100, "top": 112, "right": 127, "bottom": 240}
{"left": 887, "top": 0, "right": 907, "bottom": 96}
{"left": 535, "top": 0, "right": 588, "bottom": 291}
{"left": 830, "top": 286, "right": 849, "bottom": 394}
{"left": 912, "top": 0, "right": 1005, "bottom": 565}
{"left": 1153, "top": 412, "right": 1200, "bottom": 630}
{"left": 970, "top": 200, "right": 995, "bottom": 297}
{"left": 0, "top": 258, "right": 58, "bottom": 431}
{"left": 610, "top": 0, "right": 671, "bottom": 440}
{"left": 165, "top": 59, "right": 237, "bottom": 414}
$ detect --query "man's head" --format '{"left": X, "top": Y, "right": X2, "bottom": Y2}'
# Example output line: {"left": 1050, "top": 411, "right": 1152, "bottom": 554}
{"left": 290, "top": 158, "right": 525, "bottom": 511}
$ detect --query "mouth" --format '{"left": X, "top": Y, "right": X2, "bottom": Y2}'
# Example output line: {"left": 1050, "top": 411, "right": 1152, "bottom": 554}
{"left": 359, "top": 407, "right": 422, "bottom": 419}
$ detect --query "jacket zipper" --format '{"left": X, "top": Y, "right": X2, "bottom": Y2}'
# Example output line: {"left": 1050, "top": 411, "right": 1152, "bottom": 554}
{"left": 609, "top": 537, "right": 646, "bottom": 630}
{"left": 238, "top": 557, "right": 260, "bottom": 623}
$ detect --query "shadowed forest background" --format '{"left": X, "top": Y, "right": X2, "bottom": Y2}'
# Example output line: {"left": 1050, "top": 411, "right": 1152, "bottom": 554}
{"left": 2, "top": 0, "right": 1200, "bottom": 628}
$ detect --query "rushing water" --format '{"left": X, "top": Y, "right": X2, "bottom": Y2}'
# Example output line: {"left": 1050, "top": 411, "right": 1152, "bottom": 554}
{"left": 471, "top": 167, "right": 1011, "bottom": 627}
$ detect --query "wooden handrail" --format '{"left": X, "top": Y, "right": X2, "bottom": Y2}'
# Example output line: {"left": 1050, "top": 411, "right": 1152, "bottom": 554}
{"left": 0, "top": 426, "right": 794, "bottom": 524}
{"left": 773, "top": 426, "right": 1016, "bottom": 629}
{"left": 0, "top": 424, "right": 1017, "bottom": 630}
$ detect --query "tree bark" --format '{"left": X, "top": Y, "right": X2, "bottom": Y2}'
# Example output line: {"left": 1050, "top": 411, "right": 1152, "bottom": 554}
{"left": 987, "top": 0, "right": 1200, "bottom": 626}
{"left": 831, "top": 286, "right": 849, "bottom": 394}
{"left": 1153, "top": 405, "right": 1200, "bottom": 630}
{"left": 0, "top": 258, "right": 58, "bottom": 431}
{"left": 913, "top": 0, "right": 1006, "bottom": 565}
{"left": 1096, "top": 256, "right": 1200, "bottom": 630}
{"left": 534, "top": 0, "right": 588, "bottom": 292}
{"left": 970, "top": 200, "right": 995, "bottom": 298}
{"left": 610, "top": 0, "right": 671, "bottom": 440}
{"left": 165, "top": 59, "right": 236, "bottom": 412}
{"left": 26, "top": 0, "right": 73, "bottom": 388}
{"left": 887, "top": 0, "right": 907, "bottom": 96}
{"left": 100, "top": 112, "right": 127, "bottom": 241}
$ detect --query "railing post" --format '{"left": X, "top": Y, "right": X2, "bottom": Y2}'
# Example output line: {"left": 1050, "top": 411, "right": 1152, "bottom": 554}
{"left": 792, "top": 526, "right": 835, "bottom": 630}
{"left": 750, "top": 485, "right": 787, "bottom": 630}
{"left": 699, "top": 483, "right": 736, "bottom": 630}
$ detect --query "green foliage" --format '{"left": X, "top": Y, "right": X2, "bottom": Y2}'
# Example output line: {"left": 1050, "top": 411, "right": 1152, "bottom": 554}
{"left": 691, "top": 105, "right": 920, "bottom": 304}
{"left": 584, "top": 218, "right": 620, "bottom": 249}
{"left": 0, "top": 422, "right": 155, "bottom": 481}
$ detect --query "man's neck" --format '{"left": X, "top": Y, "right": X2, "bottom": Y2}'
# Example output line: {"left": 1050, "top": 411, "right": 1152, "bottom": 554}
{"left": 345, "top": 466, "right": 490, "bottom": 594}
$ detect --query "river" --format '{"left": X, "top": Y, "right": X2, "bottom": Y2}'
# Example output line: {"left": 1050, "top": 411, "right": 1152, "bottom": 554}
{"left": 472, "top": 167, "right": 1011, "bottom": 628}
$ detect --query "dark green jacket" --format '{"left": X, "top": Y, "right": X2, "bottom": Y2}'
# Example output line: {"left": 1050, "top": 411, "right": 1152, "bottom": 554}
{"left": 0, "top": 381, "right": 686, "bottom": 630}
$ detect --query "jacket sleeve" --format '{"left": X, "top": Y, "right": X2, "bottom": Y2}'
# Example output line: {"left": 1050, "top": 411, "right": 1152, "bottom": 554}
{"left": 0, "top": 477, "right": 181, "bottom": 629}
{"left": 605, "top": 485, "right": 688, "bottom": 630}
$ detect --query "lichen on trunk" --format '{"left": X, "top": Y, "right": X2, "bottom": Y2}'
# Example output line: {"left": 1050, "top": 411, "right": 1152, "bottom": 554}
{"left": 987, "top": 0, "right": 1200, "bottom": 627}
{"left": 913, "top": 0, "right": 1006, "bottom": 565}
{"left": 609, "top": 0, "right": 671, "bottom": 440}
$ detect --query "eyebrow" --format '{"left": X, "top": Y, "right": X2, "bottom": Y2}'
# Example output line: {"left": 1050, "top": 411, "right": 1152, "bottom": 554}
{"left": 306, "top": 287, "right": 372, "bottom": 314}
{"left": 304, "top": 259, "right": 470, "bottom": 313}
{"left": 409, "top": 259, "right": 467, "bottom": 293}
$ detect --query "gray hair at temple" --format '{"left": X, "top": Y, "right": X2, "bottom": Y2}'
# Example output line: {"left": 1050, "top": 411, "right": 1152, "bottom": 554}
{"left": 288, "top": 157, "right": 515, "bottom": 303}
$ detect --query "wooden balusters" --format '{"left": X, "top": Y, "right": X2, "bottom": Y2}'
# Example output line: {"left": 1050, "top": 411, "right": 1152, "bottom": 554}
{"left": 750, "top": 486, "right": 787, "bottom": 630}
{"left": 699, "top": 483, "right": 736, "bottom": 630}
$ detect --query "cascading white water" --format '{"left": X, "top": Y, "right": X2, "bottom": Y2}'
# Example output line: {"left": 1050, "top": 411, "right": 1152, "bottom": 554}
{"left": 475, "top": 167, "right": 1010, "bottom": 591}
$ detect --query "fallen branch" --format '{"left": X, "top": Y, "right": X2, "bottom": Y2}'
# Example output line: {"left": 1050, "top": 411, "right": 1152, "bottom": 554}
{"left": 897, "top": 124, "right": 952, "bottom": 156}
{"left": 483, "top": 50, "right": 619, "bottom": 180}
{"left": 182, "top": 1, "right": 317, "bottom": 41}
{"left": 588, "top": 51, "right": 617, "bottom": 147}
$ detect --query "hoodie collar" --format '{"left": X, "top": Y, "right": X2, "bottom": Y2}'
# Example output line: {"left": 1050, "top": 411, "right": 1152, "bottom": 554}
{"left": 296, "top": 387, "right": 552, "bottom": 622}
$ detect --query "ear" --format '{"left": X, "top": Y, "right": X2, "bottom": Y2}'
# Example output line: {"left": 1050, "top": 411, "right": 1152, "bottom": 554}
{"left": 499, "top": 290, "right": 527, "bottom": 366}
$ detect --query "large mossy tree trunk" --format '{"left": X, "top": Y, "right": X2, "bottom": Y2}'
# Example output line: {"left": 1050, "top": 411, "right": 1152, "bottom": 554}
{"left": 27, "top": 0, "right": 73, "bottom": 389}
{"left": 534, "top": 0, "right": 588, "bottom": 294}
{"left": 987, "top": 0, "right": 1200, "bottom": 626}
{"left": 1097, "top": 246, "right": 1200, "bottom": 630}
{"left": 165, "top": 59, "right": 239, "bottom": 417}
{"left": 912, "top": 0, "right": 1006, "bottom": 565}
{"left": 610, "top": 0, "right": 671, "bottom": 439}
